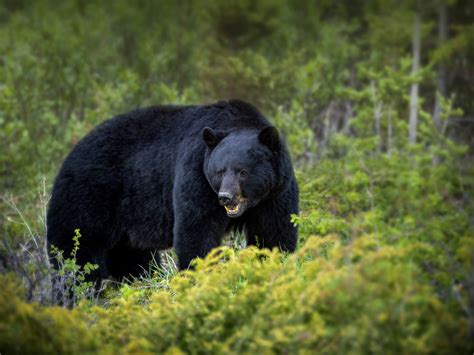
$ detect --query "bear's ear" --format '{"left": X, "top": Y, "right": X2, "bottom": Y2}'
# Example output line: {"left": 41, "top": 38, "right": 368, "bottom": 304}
{"left": 202, "top": 127, "right": 227, "bottom": 149}
{"left": 258, "top": 126, "right": 281, "bottom": 152}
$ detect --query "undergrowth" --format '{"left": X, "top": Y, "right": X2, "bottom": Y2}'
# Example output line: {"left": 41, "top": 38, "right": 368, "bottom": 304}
{"left": 0, "top": 237, "right": 470, "bottom": 354}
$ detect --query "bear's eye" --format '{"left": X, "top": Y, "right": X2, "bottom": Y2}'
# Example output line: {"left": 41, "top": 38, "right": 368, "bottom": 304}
{"left": 239, "top": 170, "right": 249, "bottom": 178}
{"left": 216, "top": 169, "right": 225, "bottom": 177}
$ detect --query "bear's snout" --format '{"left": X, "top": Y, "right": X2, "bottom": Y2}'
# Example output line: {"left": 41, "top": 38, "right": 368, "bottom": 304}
{"left": 218, "top": 192, "right": 233, "bottom": 206}
{"left": 218, "top": 174, "right": 240, "bottom": 204}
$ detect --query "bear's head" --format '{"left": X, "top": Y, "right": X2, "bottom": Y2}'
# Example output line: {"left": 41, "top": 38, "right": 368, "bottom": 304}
{"left": 202, "top": 126, "right": 281, "bottom": 218}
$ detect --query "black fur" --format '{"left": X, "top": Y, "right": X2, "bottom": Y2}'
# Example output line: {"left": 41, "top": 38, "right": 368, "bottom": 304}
{"left": 47, "top": 100, "right": 298, "bottom": 281}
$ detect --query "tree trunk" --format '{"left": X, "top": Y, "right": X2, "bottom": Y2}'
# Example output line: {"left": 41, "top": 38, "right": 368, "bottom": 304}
{"left": 433, "top": 1, "right": 448, "bottom": 130}
{"left": 319, "top": 102, "right": 333, "bottom": 156}
{"left": 342, "top": 65, "right": 356, "bottom": 136}
{"left": 387, "top": 107, "right": 393, "bottom": 157}
{"left": 409, "top": 12, "right": 421, "bottom": 144}
{"left": 370, "top": 80, "right": 383, "bottom": 152}
{"left": 342, "top": 100, "right": 353, "bottom": 135}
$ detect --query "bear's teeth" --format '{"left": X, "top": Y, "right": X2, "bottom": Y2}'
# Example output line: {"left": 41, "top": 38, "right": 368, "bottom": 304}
{"left": 225, "top": 205, "right": 239, "bottom": 213}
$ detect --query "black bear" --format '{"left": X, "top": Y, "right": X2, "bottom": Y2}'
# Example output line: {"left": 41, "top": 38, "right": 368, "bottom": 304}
{"left": 47, "top": 100, "right": 298, "bottom": 281}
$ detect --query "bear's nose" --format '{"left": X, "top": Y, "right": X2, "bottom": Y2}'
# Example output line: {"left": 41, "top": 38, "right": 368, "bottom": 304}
{"left": 218, "top": 192, "right": 232, "bottom": 206}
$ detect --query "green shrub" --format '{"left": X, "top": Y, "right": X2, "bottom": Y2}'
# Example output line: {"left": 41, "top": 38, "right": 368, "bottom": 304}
{"left": 0, "top": 237, "right": 470, "bottom": 353}
{"left": 0, "top": 274, "right": 104, "bottom": 354}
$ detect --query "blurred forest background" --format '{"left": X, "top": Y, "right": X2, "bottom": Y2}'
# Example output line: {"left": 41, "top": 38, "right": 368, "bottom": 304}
{"left": 1, "top": 0, "right": 474, "bottom": 353}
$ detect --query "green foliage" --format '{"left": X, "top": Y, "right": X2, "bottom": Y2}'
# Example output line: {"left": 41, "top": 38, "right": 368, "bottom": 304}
{"left": 50, "top": 229, "right": 99, "bottom": 304}
{"left": 273, "top": 100, "right": 317, "bottom": 163}
{"left": 0, "top": 274, "right": 105, "bottom": 354}
{"left": 297, "top": 142, "right": 473, "bottom": 294}
{"left": 0, "top": 237, "right": 471, "bottom": 353}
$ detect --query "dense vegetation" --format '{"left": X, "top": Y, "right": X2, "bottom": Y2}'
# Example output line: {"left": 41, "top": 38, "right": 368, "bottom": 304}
{"left": 1, "top": 0, "right": 473, "bottom": 353}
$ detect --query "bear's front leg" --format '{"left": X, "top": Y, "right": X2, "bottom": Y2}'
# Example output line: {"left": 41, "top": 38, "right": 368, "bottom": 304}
{"left": 245, "top": 181, "right": 298, "bottom": 252}
{"left": 173, "top": 209, "right": 228, "bottom": 270}
{"left": 172, "top": 170, "right": 229, "bottom": 270}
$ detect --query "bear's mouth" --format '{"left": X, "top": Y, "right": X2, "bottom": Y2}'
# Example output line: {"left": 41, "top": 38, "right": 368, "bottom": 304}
{"left": 224, "top": 199, "right": 247, "bottom": 218}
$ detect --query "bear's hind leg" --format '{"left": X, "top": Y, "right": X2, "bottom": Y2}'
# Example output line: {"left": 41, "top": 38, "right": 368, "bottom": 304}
{"left": 106, "top": 242, "right": 158, "bottom": 280}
